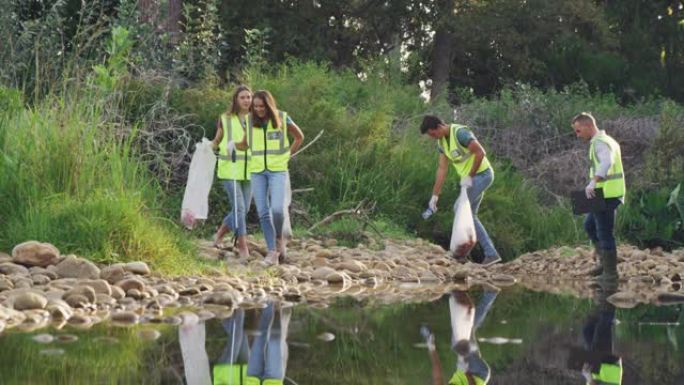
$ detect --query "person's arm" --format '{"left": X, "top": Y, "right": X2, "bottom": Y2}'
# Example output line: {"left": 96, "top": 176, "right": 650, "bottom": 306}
{"left": 428, "top": 347, "right": 445, "bottom": 385}
{"left": 212, "top": 119, "right": 223, "bottom": 150}
{"left": 287, "top": 121, "right": 304, "bottom": 155}
{"left": 593, "top": 141, "right": 613, "bottom": 182}
{"left": 433, "top": 154, "right": 450, "bottom": 196}
{"left": 466, "top": 140, "right": 486, "bottom": 177}
{"left": 235, "top": 129, "right": 248, "bottom": 151}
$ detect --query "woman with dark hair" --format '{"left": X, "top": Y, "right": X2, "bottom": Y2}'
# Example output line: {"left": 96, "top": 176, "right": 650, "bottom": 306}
{"left": 212, "top": 85, "right": 253, "bottom": 258}
{"left": 239, "top": 90, "right": 304, "bottom": 265}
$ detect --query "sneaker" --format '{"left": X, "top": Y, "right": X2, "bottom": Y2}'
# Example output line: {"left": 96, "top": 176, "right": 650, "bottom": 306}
{"left": 481, "top": 255, "right": 501, "bottom": 267}
{"left": 262, "top": 251, "right": 280, "bottom": 266}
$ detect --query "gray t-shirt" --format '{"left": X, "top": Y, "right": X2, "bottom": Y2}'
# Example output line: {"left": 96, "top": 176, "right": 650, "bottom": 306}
{"left": 438, "top": 127, "right": 476, "bottom": 154}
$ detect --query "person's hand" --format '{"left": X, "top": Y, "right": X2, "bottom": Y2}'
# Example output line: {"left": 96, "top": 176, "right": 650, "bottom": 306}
{"left": 581, "top": 363, "right": 594, "bottom": 383}
{"left": 429, "top": 195, "right": 439, "bottom": 212}
{"left": 420, "top": 325, "right": 436, "bottom": 352}
{"left": 460, "top": 175, "right": 473, "bottom": 188}
{"left": 585, "top": 179, "right": 597, "bottom": 199}
{"left": 226, "top": 140, "right": 236, "bottom": 161}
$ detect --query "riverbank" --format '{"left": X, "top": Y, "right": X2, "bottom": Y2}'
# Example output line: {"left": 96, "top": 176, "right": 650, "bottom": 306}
{"left": 1, "top": 238, "right": 683, "bottom": 334}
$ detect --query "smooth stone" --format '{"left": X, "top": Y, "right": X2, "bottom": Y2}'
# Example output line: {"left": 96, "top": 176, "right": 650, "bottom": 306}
{"left": 137, "top": 329, "right": 161, "bottom": 341}
{"left": 83, "top": 279, "right": 112, "bottom": 296}
{"left": 64, "top": 286, "right": 96, "bottom": 304}
{"left": 31, "top": 274, "right": 52, "bottom": 285}
{"left": 0, "top": 262, "right": 29, "bottom": 276}
{"left": 55, "top": 255, "right": 100, "bottom": 279}
{"left": 64, "top": 294, "right": 90, "bottom": 308}
{"left": 100, "top": 265, "right": 126, "bottom": 284}
{"left": 13, "top": 291, "right": 48, "bottom": 310}
{"left": 115, "top": 278, "right": 145, "bottom": 293}
{"left": 46, "top": 299, "right": 73, "bottom": 320}
{"left": 111, "top": 311, "right": 139, "bottom": 325}
{"left": 12, "top": 241, "right": 60, "bottom": 267}
{"left": 110, "top": 285, "right": 125, "bottom": 300}
{"left": 124, "top": 262, "right": 151, "bottom": 276}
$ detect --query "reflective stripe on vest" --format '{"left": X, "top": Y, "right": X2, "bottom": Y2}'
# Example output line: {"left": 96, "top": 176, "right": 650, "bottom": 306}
{"left": 589, "top": 362, "right": 623, "bottom": 385}
{"left": 438, "top": 124, "right": 491, "bottom": 178}
{"left": 217, "top": 113, "right": 251, "bottom": 181}
{"left": 213, "top": 363, "right": 248, "bottom": 385}
{"left": 248, "top": 111, "right": 290, "bottom": 173}
{"left": 589, "top": 132, "right": 625, "bottom": 199}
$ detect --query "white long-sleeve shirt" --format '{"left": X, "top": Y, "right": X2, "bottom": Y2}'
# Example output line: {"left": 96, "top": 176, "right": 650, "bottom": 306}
{"left": 592, "top": 130, "right": 613, "bottom": 179}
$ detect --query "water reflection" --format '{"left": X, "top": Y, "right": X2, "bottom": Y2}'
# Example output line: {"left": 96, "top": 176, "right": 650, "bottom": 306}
{"left": 180, "top": 302, "right": 291, "bottom": 385}
{"left": 576, "top": 283, "right": 623, "bottom": 385}
{"left": 422, "top": 287, "right": 498, "bottom": 385}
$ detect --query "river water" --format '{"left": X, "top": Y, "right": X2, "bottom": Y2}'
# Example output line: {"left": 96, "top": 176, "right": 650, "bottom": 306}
{"left": 1, "top": 285, "right": 682, "bottom": 384}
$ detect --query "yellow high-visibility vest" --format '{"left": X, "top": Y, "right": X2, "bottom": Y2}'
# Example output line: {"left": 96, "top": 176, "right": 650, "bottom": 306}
{"left": 248, "top": 111, "right": 290, "bottom": 173}
{"left": 438, "top": 124, "right": 491, "bottom": 178}
{"left": 217, "top": 113, "right": 251, "bottom": 181}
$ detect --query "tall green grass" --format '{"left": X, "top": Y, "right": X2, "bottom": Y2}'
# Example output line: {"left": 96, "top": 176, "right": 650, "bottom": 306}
{"left": 0, "top": 86, "right": 199, "bottom": 273}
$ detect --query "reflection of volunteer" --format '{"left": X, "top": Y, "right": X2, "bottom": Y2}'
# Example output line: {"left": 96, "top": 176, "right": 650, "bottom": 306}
{"left": 420, "top": 115, "right": 501, "bottom": 266}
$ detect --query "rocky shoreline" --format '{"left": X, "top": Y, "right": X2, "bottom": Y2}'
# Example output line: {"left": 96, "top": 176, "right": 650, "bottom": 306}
{"left": 1, "top": 238, "right": 683, "bottom": 334}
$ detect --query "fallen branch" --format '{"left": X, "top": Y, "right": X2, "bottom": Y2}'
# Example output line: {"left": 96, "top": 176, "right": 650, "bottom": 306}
{"left": 307, "top": 200, "right": 378, "bottom": 234}
{"left": 291, "top": 129, "right": 324, "bottom": 158}
{"left": 292, "top": 187, "right": 314, "bottom": 193}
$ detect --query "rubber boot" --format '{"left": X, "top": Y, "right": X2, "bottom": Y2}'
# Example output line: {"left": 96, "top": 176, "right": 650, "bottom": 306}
{"left": 587, "top": 247, "right": 604, "bottom": 277}
{"left": 600, "top": 249, "right": 618, "bottom": 282}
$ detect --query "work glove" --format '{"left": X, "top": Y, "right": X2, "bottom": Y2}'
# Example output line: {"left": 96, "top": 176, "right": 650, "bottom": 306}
{"left": 581, "top": 363, "right": 594, "bottom": 383}
{"left": 428, "top": 195, "right": 439, "bottom": 212}
{"left": 460, "top": 175, "right": 473, "bottom": 188}
{"left": 419, "top": 324, "right": 436, "bottom": 352}
{"left": 585, "top": 179, "right": 597, "bottom": 199}
{"left": 226, "top": 140, "right": 236, "bottom": 162}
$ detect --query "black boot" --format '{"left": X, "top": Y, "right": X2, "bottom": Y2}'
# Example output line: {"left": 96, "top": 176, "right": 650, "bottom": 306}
{"left": 600, "top": 249, "right": 618, "bottom": 282}
{"left": 587, "top": 247, "right": 604, "bottom": 277}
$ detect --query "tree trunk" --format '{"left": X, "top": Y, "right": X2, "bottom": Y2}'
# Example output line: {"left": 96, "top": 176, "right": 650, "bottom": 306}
{"left": 429, "top": 27, "right": 454, "bottom": 101}
{"left": 166, "top": 0, "right": 183, "bottom": 43}
{"left": 138, "top": 0, "right": 160, "bottom": 26}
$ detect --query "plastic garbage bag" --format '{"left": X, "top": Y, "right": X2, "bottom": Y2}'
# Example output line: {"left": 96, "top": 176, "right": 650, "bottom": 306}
{"left": 282, "top": 171, "right": 293, "bottom": 238}
{"left": 181, "top": 138, "right": 216, "bottom": 229}
{"left": 449, "top": 188, "right": 477, "bottom": 257}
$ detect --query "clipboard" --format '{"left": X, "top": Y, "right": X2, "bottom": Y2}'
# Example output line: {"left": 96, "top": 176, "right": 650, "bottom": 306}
{"left": 571, "top": 188, "right": 606, "bottom": 215}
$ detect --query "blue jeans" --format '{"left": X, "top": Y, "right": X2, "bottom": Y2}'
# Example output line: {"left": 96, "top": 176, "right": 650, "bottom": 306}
{"left": 221, "top": 180, "right": 252, "bottom": 237}
{"left": 247, "top": 303, "right": 291, "bottom": 380}
{"left": 251, "top": 171, "right": 288, "bottom": 251}
{"left": 584, "top": 198, "right": 621, "bottom": 251}
{"left": 459, "top": 168, "right": 498, "bottom": 258}
{"left": 218, "top": 309, "right": 249, "bottom": 364}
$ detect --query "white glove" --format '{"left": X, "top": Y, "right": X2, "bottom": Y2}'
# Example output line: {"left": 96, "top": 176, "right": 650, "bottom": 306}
{"left": 460, "top": 175, "right": 473, "bottom": 188}
{"left": 226, "top": 140, "right": 236, "bottom": 161}
{"left": 428, "top": 195, "right": 439, "bottom": 212}
{"left": 585, "top": 179, "right": 597, "bottom": 199}
{"left": 581, "top": 363, "right": 594, "bottom": 383}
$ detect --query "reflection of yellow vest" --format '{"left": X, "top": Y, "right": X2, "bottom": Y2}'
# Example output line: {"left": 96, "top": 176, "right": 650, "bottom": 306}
{"left": 589, "top": 132, "right": 625, "bottom": 199}
{"left": 212, "top": 364, "right": 284, "bottom": 385}
{"left": 217, "top": 113, "right": 251, "bottom": 181}
{"left": 248, "top": 111, "right": 290, "bottom": 173}
{"left": 587, "top": 361, "right": 623, "bottom": 385}
{"left": 449, "top": 370, "right": 485, "bottom": 385}
{"left": 212, "top": 363, "right": 247, "bottom": 385}
{"left": 438, "top": 124, "right": 491, "bottom": 178}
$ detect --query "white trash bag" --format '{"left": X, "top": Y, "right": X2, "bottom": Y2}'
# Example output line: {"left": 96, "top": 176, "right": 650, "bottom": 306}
{"left": 282, "top": 171, "right": 293, "bottom": 238}
{"left": 449, "top": 188, "right": 477, "bottom": 257}
{"left": 181, "top": 138, "right": 216, "bottom": 229}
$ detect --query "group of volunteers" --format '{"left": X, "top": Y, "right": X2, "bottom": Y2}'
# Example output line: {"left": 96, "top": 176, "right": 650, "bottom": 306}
{"left": 212, "top": 85, "right": 625, "bottom": 281}
{"left": 211, "top": 86, "right": 303, "bottom": 266}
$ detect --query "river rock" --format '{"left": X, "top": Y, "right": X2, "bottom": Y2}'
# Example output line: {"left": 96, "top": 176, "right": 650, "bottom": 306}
{"left": 337, "top": 260, "right": 367, "bottom": 273}
{"left": 64, "top": 294, "right": 90, "bottom": 308}
{"left": 110, "top": 285, "right": 125, "bottom": 300}
{"left": 11, "top": 241, "right": 60, "bottom": 267}
{"left": 31, "top": 274, "right": 51, "bottom": 286}
{"left": 0, "top": 262, "right": 29, "bottom": 276}
{"left": 100, "top": 264, "right": 126, "bottom": 284}
{"left": 607, "top": 291, "right": 638, "bottom": 309}
{"left": 111, "top": 311, "right": 139, "bottom": 325}
{"left": 12, "top": 290, "right": 48, "bottom": 310}
{"left": 0, "top": 252, "right": 11, "bottom": 264}
{"left": 124, "top": 262, "right": 151, "bottom": 276}
{"left": 312, "top": 267, "right": 336, "bottom": 281}
{"left": 115, "top": 277, "right": 145, "bottom": 293}
{"left": 0, "top": 278, "right": 14, "bottom": 292}
{"left": 46, "top": 299, "right": 73, "bottom": 320}
{"left": 55, "top": 255, "right": 100, "bottom": 279}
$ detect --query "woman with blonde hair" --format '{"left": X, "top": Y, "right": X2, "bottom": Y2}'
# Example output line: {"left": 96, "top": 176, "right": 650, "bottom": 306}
{"left": 238, "top": 90, "right": 304, "bottom": 265}
{"left": 212, "top": 85, "right": 253, "bottom": 258}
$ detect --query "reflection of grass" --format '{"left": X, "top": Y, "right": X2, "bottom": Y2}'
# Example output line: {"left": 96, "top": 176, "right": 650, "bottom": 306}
{"left": 0, "top": 324, "right": 175, "bottom": 385}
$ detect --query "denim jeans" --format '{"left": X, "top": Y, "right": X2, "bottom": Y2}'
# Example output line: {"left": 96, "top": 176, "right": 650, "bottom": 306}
{"left": 251, "top": 171, "right": 288, "bottom": 251}
{"left": 247, "top": 303, "right": 292, "bottom": 380}
{"left": 218, "top": 309, "right": 249, "bottom": 364}
{"left": 458, "top": 168, "right": 498, "bottom": 258}
{"left": 584, "top": 198, "right": 622, "bottom": 251}
{"left": 221, "top": 180, "right": 252, "bottom": 237}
